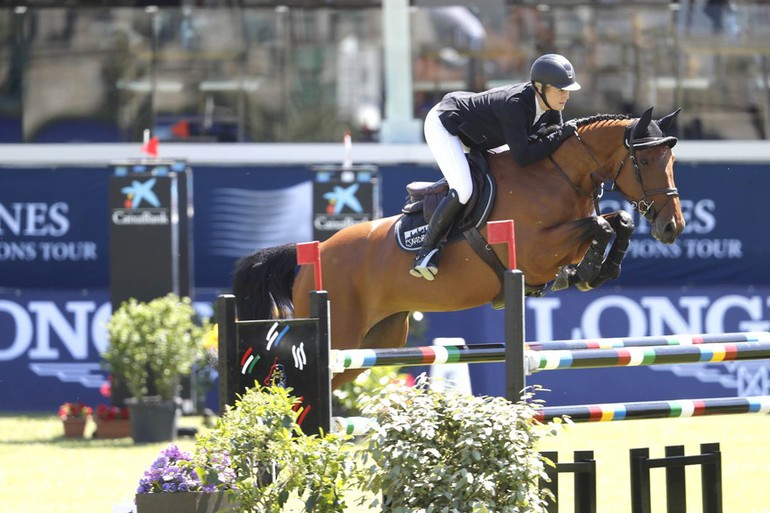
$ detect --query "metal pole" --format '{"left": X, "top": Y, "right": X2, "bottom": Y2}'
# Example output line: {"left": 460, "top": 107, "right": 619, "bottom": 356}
{"left": 504, "top": 269, "right": 525, "bottom": 402}
{"left": 665, "top": 445, "right": 687, "bottom": 512}
{"left": 630, "top": 447, "right": 652, "bottom": 513}
{"left": 701, "top": 443, "right": 723, "bottom": 513}
{"left": 216, "top": 294, "right": 239, "bottom": 414}
{"left": 310, "top": 290, "right": 331, "bottom": 435}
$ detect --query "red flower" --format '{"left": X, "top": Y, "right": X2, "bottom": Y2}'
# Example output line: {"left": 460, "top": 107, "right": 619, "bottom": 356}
{"left": 100, "top": 380, "right": 112, "bottom": 398}
{"left": 95, "top": 404, "right": 130, "bottom": 422}
{"left": 58, "top": 402, "right": 93, "bottom": 420}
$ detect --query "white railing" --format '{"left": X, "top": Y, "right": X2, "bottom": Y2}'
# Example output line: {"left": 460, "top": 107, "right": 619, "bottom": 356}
{"left": 2, "top": 141, "right": 770, "bottom": 167}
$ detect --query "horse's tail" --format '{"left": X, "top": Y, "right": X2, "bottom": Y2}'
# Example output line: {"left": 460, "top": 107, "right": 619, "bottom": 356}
{"left": 232, "top": 243, "right": 297, "bottom": 320}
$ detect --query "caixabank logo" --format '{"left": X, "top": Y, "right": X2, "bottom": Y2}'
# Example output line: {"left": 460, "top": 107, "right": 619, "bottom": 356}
{"left": 313, "top": 181, "right": 376, "bottom": 239}
{"left": 111, "top": 177, "right": 170, "bottom": 226}
{"left": 315, "top": 183, "right": 369, "bottom": 232}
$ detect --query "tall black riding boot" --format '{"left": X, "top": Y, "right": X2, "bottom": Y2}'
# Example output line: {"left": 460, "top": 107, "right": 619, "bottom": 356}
{"left": 410, "top": 189, "right": 464, "bottom": 281}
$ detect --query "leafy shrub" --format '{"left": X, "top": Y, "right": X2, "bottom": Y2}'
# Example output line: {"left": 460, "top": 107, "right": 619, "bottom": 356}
{"left": 103, "top": 294, "right": 209, "bottom": 400}
{"left": 356, "top": 375, "right": 551, "bottom": 513}
{"left": 332, "top": 366, "right": 411, "bottom": 416}
{"left": 195, "top": 384, "right": 356, "bottom": 512}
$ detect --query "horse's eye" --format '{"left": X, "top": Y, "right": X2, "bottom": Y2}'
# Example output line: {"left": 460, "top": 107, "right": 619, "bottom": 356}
{"left": 640, "top": 157, "right": 649, "bottom": 166}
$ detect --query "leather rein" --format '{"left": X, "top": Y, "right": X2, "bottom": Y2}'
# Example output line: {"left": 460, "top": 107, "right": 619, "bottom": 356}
{"left": 549, "top": 130, "right": 678, "bottom": 221}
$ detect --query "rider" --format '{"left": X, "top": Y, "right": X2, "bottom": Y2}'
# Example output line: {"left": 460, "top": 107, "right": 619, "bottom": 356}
{"left": 411, "top": 53, "right": 582, "bottom": 281}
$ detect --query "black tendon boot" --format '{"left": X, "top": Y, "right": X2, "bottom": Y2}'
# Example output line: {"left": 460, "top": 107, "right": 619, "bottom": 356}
{"left": 410, "top": 189, "right": 464, "bottom": 281}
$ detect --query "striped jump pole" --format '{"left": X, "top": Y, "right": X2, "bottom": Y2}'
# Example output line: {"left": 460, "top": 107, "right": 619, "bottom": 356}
{"left": 332, "top": 396, "right": 770, "bottom": 433}
{"left": 330, "top": 343, "right": 506, "bottom": 373}
{"left": 535, "top": 396, "right": 770, "bottom": 423}
{"left": 330, "top": 333, "right": 770, "bottom": 372}
{"left": 526, "top": 331, "right": 770, "bottom": 351}
{"left": 527, "top": 341, "right": 770, "bottom": 373}
{"left": 331, "top": 416, "right": 376, "bottom": 436}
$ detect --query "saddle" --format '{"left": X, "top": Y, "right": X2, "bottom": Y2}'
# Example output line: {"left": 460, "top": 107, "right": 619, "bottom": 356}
{"left": 394, "top": 150, "right": 512, "bottom": 307}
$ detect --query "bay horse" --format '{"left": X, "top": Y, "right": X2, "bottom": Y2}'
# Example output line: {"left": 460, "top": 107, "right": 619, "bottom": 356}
{"left": 233, "top": 107, "right": 686, "bottom": 387}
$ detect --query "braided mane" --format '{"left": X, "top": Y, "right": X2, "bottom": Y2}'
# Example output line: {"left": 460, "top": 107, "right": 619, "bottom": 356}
{"left": 575, "top": 113, "right": 630, "bottom": 128}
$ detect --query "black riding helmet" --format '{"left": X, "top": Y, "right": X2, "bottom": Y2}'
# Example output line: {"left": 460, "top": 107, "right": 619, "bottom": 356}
{"left": 530, "top": 53, "right": 581, "bottom": 91}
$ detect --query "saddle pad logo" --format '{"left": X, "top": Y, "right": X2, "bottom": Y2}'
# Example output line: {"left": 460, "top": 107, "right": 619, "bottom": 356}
{"left": 404, "top": 226, "right": 427, "bottom": 248}
{"left": 397, "top": 223, "right": 428, "bottom": 251}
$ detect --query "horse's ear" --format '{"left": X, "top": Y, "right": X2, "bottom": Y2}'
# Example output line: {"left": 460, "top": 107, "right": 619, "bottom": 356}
{"left": 632, "top": 107, "right": 654, "bottom": 140}
{"left": 657, "top": 108, "right": 681, "bottom": 134}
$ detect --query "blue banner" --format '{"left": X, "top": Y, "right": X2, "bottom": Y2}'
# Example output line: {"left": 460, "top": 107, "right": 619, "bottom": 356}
{"left": 602, "top": 163, "right": 770, "bottom": 287}
{"left": 0, "top": 167, "right": 109, "bottom": 288}
{"left": 1, "top": 161, "right": 769, "bottom": 411}
{"left": 421, "top": 285, "right": 770, "bottom": 405}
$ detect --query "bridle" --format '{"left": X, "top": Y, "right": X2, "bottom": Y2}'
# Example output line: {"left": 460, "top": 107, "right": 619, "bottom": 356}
{"left": 550, "top": 126, "right": 678, "bottom": 222}
{"left": 611, "top": 144, "right": 678, "bottom": 222}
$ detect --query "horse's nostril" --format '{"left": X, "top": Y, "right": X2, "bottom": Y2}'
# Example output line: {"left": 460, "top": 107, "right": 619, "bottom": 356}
{"left": 664, "top": 222, "right": 675, "bottom": 235}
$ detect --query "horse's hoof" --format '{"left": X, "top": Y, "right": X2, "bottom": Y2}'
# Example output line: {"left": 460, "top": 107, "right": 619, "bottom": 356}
{"left": 576, "top": 282, "right": 594, "bottom": 292}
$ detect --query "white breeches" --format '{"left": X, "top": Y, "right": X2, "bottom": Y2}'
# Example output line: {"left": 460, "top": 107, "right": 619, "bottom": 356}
{"left": 423, "top": 104, "right": 473, "bottom": 205}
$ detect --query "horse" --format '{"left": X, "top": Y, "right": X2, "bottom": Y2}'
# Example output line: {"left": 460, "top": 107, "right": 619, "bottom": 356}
{"left": 233, "top": 106, "right": 686, "bottom": 387}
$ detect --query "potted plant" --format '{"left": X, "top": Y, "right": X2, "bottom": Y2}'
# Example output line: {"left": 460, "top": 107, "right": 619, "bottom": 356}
{"left": 134, "top": 385, "right": 356, "bottom": 512}
{"left": 93, "top": 404, "right": 131, "bottom": 439}
{"left": 58, "top": 401, "right": 92, "bottom": 438}
{"left": 135, "top": 443, "right": 236, "bottom": 513}
{"left": 102, "top": 293, "right": 209, "bottom": 443}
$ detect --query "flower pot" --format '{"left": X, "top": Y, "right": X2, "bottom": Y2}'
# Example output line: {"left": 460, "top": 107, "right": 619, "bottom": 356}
{"left": 135, "top": 492, "right": 232, "bottom": 513}
{"left": 62, "top": 417, "right": 88, "bottom": 438}
{"left": 126, "top": 397, "right": 177, "bottom": 443}
{"left": 94, "top": 418, "right": 132, "bottom": 439}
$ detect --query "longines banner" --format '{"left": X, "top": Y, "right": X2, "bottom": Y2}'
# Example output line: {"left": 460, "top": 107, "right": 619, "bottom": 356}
{"left": 0, "top": 167, "right": 109, "bottom": 288}
{"left": 1, "top": 286, "right": 768, "bottom": 410}
{"left": 1, "top": 161, "right": 769, "bottom": 410}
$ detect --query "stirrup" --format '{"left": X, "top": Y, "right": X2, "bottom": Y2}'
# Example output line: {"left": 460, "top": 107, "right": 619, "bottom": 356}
{"left": 410, "top": 248, "right": 439, "bottom": 281}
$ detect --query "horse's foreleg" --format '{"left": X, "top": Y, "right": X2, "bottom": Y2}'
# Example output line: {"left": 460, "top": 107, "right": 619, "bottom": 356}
{"left": 552, "top": 216, "right": 614, "bottom": 291}
{"left": 585, "top": 210, "right": 635, "bottom": 289}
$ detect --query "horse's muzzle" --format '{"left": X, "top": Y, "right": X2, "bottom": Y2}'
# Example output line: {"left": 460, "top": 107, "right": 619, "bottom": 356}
{"left": 653, "top": 214, "right": 685, "bottom": 244}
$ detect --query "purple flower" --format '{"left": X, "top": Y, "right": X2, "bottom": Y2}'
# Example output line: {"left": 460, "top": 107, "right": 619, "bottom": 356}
{"left": 136, "top": 444, "right": 202, "bottom": 494}
{"left": 136, "top": 443, "right": 235, "bottom": 496}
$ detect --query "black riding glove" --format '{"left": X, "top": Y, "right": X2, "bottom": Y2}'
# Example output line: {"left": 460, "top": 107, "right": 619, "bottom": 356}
{"left": 542, "top": 125, "right": 575, "bottom": 144}
{"left": 558, "top": 120, "right": 578, "bottom": 141}
{"left": 532, "top": 125, "right": 557, "bottom": 141}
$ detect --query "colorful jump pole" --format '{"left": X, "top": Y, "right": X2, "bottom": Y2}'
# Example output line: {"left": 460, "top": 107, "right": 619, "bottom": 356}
{"left": 328, "top": 334, "right": 770, "bottom": 372}
{"left": 535, "top": 396, "right": 770, "bottom": 423}
{"left": 527, "top": 332, "right": 770, "bottom": 351}
{"left": 329, "top": 395, "right": 770, "bottom": 434}
{"left": 528, "top": 341, "right": 770, "bottom": 373}
{"left": 330, "top": 343, "right": 506, "bottom": 373}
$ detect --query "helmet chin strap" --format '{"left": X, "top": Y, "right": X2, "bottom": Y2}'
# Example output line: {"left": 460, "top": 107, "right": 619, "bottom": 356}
{"left": 534, "top": 82, "right": 553, "bottom": 110}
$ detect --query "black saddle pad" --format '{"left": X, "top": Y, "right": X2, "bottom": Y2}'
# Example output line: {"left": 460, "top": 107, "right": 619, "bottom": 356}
{"left": 394, "top": 161, "right": 496, "bottom": 253}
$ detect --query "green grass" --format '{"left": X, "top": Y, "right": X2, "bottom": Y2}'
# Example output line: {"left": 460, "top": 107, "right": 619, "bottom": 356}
{"left": 0, "top": 413, "right": 376, "bottom": 513}
{"left": 537, "top": 413, "right": 770, "bottom": 513}
{"left": 3, "top": 412, "right": 769, "bottom": 512}
{"left": 0, "top": 413, "right": 203, "bottom": 513}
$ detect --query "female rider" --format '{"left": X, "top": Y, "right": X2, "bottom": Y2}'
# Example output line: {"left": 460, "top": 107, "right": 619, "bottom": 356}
{"left": 411, "top": 53, "right": 582, "bottom": 281}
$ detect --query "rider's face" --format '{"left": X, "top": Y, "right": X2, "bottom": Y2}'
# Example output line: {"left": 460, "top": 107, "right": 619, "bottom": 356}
{"left": 544, "top": 85, "right": 571, "bottom": 111}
